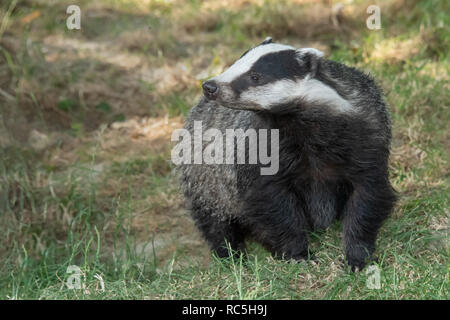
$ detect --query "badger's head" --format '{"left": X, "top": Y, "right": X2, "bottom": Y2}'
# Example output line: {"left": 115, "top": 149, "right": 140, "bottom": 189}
{"left": 202, "top": 38, "right": 351, "bottom": 113}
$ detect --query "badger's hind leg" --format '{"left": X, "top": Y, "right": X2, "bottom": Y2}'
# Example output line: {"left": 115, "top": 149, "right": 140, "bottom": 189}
{"left": 342, "top": 175, "right": 396, "bottom": 271}
{"left": 190, "top": 204, "right": 246, "bottom": 259}
{"left": 303, "top": 181, "right": 351, "bottom": 230}
{"left": 244, "top": 182, "right": 310, "bottom": 261}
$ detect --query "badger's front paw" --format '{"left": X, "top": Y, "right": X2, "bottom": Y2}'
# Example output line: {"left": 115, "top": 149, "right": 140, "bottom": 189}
{"left": 275, "top": 247, "right": 314, "bottom": 262}
{"left": 285, "top": 250, "right": 310, "bottom": 262}
{"left": 345, "top": 244, "right": 375, "bottom": 272}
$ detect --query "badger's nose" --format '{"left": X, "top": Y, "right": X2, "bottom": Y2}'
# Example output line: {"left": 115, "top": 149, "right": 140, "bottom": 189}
{"left": 202, "top": 80, "right": 219, "bottom": 100}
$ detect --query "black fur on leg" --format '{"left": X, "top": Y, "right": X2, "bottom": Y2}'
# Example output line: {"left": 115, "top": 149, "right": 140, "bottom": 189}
{"left": 302, "top": 180, "right": 342, "bottom": 230}
{"left": 189, "top": 204, "right": 246, "bottom": 259}
{"left": 343, "top": 175, "right": 396, "bottom": 271}
{"left": 243, "top": 177, "right": 310, "bottom": 261}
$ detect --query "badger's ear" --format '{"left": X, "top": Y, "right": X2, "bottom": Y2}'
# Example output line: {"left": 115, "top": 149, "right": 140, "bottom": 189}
{"left": 260, "top": 37, "right": 273, "bottom": 45}
{"left": 295, "top": 48, "right": 324, "bottom": 77}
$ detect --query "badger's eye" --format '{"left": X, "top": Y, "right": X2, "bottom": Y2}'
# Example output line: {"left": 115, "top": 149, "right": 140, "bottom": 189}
{"left": 250, "top": 73, "right": 261, "bottom": 83}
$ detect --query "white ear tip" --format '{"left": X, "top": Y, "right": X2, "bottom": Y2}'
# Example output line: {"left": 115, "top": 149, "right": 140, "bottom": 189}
{"left": 297, "top": 48, "right": 324, "bottom": 57}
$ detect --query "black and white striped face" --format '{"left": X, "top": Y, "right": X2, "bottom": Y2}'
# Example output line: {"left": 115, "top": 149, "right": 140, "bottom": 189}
{"left": 202, "top": 39, "right": 351, "bottom": 112}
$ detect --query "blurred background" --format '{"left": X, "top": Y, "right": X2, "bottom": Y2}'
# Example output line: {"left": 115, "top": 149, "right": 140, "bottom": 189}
{"left": 0, "top": 0, "right": 448, "bottom": 299}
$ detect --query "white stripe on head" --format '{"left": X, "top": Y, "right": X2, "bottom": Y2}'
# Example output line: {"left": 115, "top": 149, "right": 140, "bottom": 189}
{"left": 239, "top": 78, "right": 353, "bottom": 112}
{"left": 299, "top": 79, "right": 353, "bottom": 112}
{"left": 215, "top": 43, "right": 295, "bottom": 83}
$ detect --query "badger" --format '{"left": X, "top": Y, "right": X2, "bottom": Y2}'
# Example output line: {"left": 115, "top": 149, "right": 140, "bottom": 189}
{"left": 177, "top": 38, "right": 396, "bottom": 270}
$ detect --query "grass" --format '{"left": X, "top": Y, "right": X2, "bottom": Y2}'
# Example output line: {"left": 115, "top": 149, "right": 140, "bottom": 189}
{"left": 0, "top": 0, "right": 449, "bottom": 299}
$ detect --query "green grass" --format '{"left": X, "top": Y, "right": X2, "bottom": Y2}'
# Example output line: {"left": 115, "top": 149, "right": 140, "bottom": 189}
{"left": 0, "top": 0, "right": 449, "bottom": 299}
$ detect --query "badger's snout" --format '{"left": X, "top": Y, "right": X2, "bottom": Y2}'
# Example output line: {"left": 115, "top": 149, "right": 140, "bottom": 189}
{"left": 202, "top": 80, "right": 219, "bottom": 100}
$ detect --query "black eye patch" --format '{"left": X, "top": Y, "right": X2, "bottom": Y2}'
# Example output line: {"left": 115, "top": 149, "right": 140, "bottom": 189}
{"left": 251, "top": 50, "right": 303, "bottom": 79}
{"left": 231, "top": 50, "right": 306, "bottom": 96}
